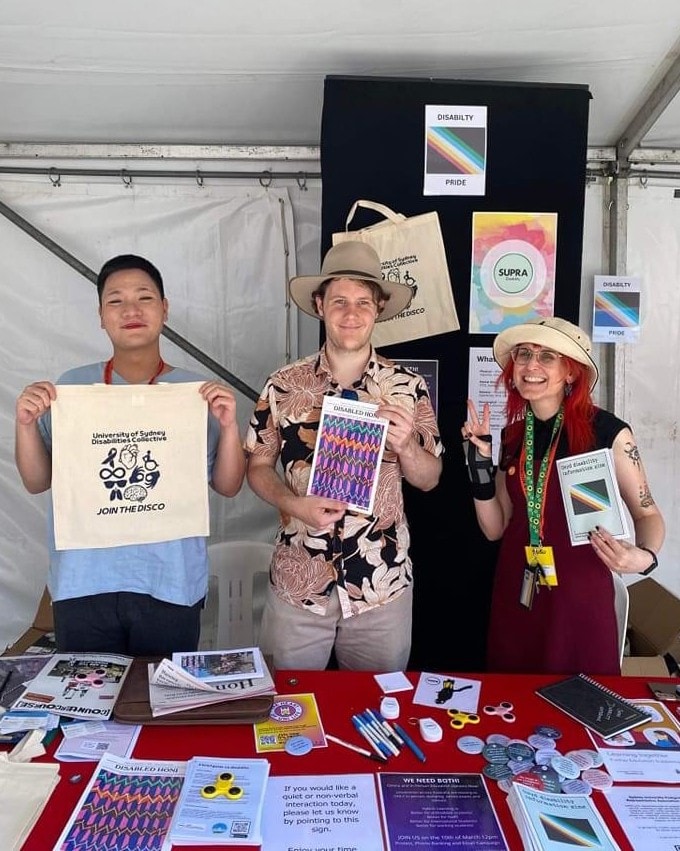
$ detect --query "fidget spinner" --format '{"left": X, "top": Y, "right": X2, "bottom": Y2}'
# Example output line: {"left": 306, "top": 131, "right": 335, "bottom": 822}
{"left": 200, "top": 771, "right": 244, "bottom": 800}
{"left": 446, "top": 708, "right": 481, "bottom": 730}
{"left": 74, "top": 669, "right": 107, "bottom": 688}
{"left": 482, "top": 701, "right": 516, "bottom": 723}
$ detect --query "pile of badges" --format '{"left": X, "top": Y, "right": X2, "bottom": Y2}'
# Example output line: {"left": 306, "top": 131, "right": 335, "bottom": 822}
{"left": 457, "top": 725, "right": 614, "bottom": 795}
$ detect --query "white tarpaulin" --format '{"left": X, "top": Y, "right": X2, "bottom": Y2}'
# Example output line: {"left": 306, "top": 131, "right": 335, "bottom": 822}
{"left": 0, "top": 178, "right": 298, "bottom": 650}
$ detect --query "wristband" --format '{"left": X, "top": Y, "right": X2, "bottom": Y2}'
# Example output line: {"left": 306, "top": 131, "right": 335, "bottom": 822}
{"left": 638, "top": 546, "right": 658, "bottom": 576}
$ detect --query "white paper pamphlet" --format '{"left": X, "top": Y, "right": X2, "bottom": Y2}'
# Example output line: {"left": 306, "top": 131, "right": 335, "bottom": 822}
{"left": 412, "top": 672, "right": 481, "bottom": 714}
{"left": 556, "top": 449, "right": 630, "bottom": 545}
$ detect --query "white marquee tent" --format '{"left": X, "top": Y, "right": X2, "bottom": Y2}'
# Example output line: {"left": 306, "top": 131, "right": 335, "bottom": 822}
{"left": 2, "top": 0, "right": 680, "bottom": 651}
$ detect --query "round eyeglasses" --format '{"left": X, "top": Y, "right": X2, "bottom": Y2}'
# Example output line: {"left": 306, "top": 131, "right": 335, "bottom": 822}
{"left": 511, "top": 346, "right": 563, "bottom": 366}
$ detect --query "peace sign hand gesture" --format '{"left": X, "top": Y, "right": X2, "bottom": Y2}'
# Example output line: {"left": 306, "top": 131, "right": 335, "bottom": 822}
{"left": 461, "top": 399, "right": 492, "bottom": 458}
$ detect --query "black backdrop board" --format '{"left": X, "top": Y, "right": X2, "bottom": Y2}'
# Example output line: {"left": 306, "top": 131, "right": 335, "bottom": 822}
{"left": 320, "top": 75, "right": 590, "bottom": 672}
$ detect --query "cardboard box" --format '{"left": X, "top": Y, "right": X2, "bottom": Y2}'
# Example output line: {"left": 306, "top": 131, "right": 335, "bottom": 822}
{"left": 622, "top": 578, "right": 680, "bottom": 677}
{"left": 3, "top": 587, "right": 55, "bottom": 656}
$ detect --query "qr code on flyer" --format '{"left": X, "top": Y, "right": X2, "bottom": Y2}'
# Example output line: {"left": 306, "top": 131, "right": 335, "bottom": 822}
{"left": 231, "top": 819, "right": 251, "bottom": 839}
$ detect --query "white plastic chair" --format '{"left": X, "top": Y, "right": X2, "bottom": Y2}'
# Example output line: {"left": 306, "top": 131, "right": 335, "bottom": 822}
{"left": 611, "top": 572, "right": 630, "bottom": 667}
{"left": 205, "top": 540, "right": 274, "bottom": 650}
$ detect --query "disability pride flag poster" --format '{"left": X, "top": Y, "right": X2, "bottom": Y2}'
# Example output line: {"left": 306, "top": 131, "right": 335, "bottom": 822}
{"left": 592, "top": 274, "right": 641, "bottom": 343}
{"left": 307, "top": 396, "right": 389, "bottom": 515}
{"left": 423, "top": 104, "right": 487, "bottom": 195}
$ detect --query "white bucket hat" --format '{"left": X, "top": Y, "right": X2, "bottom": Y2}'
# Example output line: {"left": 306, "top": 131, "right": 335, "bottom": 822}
{"left": 493, "top": 317, "right": 599, "bottom": 389}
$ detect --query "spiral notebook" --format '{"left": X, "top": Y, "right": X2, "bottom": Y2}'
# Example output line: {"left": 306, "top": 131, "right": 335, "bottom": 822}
{"left": 536, "top": 673, "right": 649, "bottom": 738}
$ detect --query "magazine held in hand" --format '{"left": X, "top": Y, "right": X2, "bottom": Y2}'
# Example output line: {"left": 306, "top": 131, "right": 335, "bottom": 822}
{"left": 307, "top": 395, "right": 388, "bottom": 514}
{"left": 556, "top": 449, "right": 630, "bottom": 546}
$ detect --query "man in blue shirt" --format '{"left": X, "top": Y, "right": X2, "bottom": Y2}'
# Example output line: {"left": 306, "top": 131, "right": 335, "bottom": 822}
{"left": 15, "top": 254, "right": 246, "bottom": 656}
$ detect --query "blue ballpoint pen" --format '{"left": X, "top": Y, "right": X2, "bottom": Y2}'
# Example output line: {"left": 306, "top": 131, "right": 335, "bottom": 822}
{"left": 393, "top": 722, "right": 427, "bottom": 763}
{"left": 361, "top": 711, "right": 400, "bottom": 756}
{"left": 351, "top": 716, "right": 391, "bottom": 759}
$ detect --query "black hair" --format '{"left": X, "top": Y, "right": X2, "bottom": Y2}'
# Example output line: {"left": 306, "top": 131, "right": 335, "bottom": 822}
{"left": 96, "top": 254, "right": 164, "bottom": 303}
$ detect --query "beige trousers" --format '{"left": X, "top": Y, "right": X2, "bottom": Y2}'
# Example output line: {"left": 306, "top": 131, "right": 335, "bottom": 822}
{"left": 259, "top": 583, "right": 413, "bottom": 671}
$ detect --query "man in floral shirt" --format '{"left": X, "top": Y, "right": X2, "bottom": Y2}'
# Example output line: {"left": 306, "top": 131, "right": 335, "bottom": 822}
{"left": 245, "top": 242, "right": 443, "bottom": 670}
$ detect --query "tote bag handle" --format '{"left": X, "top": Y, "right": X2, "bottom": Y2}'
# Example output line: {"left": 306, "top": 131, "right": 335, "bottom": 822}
{"left": 345, "top": 199, "right": 407, "bottom": 230}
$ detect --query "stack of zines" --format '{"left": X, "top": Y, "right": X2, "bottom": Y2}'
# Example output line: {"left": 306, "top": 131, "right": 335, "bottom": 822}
{"left": 147, "top": 649, "right": 275, "bottom": 718}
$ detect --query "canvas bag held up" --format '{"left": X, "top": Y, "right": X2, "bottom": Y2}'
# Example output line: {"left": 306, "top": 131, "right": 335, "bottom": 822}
{"left": 51, "top": 382, "right": 209, "bottom": 550}
{"left": 332, "top": 199, "right": 460, "bottom": 347}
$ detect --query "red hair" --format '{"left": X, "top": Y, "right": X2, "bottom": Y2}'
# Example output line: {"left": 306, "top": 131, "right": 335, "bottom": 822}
{"left": 498, "top": 358, "right": 596, "bottom": 454}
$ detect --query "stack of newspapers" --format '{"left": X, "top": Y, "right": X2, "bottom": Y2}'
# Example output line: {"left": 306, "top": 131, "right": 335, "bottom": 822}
{"left": 148, "top": 648, "right": 275, "bottom": 718}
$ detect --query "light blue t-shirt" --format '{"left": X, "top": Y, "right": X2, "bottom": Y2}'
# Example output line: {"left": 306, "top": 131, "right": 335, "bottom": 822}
{"left": 38, "top": 362, "right": 220, "bottom": 606}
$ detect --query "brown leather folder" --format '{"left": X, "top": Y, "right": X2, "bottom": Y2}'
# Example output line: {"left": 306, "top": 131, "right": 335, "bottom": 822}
{"left": 113, "top": 656, "right": 275, "bottom": 725}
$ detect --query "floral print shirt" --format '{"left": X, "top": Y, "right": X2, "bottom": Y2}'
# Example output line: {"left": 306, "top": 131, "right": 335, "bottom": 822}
{"left": 244, "top": 346, "right": 443, "bottom": 617}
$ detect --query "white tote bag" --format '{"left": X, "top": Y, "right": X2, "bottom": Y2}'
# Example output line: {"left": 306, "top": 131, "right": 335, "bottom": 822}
{"left": 51, "top": 383, "right": 209, "bottom": 550}
{"left": 333, "top": 199, "right": 460, "bottom": 347}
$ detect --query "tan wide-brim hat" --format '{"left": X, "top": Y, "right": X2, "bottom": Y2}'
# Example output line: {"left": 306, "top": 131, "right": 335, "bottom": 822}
{"left": 493, "top": 316, "right": 599, "bottom": 389}
{"left": 289, "top": 241, "right": 413, "bottom": 322}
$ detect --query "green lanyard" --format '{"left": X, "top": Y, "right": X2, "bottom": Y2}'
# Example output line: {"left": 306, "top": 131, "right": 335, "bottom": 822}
{"left": 522, "top": 407, "right": 563, "bottom": 547}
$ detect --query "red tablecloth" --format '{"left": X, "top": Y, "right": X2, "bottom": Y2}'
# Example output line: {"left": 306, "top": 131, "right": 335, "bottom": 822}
{"left": 20, "top": 670, "right": 680, "bottom": 850}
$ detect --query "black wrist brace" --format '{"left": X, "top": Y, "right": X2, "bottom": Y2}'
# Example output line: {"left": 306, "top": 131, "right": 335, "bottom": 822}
{"left": 464, "top": 435, "right": 496, "bottom": 499}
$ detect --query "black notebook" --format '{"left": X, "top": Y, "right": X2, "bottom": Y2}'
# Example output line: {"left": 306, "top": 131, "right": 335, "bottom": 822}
{"left": 536, "top": 673, "right": 649, "bottom": 738}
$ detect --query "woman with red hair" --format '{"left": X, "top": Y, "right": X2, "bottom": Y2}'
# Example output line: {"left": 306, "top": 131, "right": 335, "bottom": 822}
{"left": 463, "top": 317, "right": 665, "bottom": 675}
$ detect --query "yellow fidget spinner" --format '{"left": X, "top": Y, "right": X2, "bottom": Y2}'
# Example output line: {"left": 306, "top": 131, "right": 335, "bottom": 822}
{"left": 446, "top": 708, "right": 481, "bottom": 730}
{"left": 200, "top": 771, "right": 244, "bottom": 800}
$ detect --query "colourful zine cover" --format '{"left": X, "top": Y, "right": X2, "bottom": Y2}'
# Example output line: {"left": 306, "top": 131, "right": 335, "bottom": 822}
{"left": 307, "top": 396, "right": 388, "bottom": 514}
{"left": 52, "top": 753, "right": 185, "bottom": 850}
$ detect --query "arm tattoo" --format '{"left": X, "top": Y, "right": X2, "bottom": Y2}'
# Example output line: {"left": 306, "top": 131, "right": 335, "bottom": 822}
{"left": 639, "top": 482, "right": 655, "bottom": 508}
{"left": 624, "top": 441, "right": 641, "bottom": 468}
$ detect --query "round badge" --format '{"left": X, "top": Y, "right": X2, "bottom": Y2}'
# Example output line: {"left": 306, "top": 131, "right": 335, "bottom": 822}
{"left": 530, "top": 765, "right": 562, "bottom": 794}
{"left": 513, "top": 771, "right": 545, "bottom": 790}
{"left": 284, "top": 735, "right": 313, "bottom": 756}
{"left": 534, "top": 725, "right": 562, "bottom": 740}
{"left": 578, "top": 749, "right": 604, "bottom": 768}
{"left": 508, "top": 759, "right": 533, "bottom": 775}
{"left": 457, "top": 735, "right": 485, "bottom": 755}
{"left": 497, "top": 777, "right": 514, "bottom": 794}
{"left": 486, "top": 733, "right": 511, "bottom": 747}
{"left": 561, "top": 778, "right": 592, "bottom": 796}
{"left": 535, "top": 748, "right": 560, "bottom": 766}
{"left": 507, "top": 742, "right": 534, "bottom": 761}
{"left": 483, "top": 763, "right": 513, "bottom": 781}
{"left": 528, "top": 734, "right": 557, "bottom": 751}
{"left": 550, "top": 755, "right": 580, "bottom": 780}
{"left": 482, "top": 743, "right": 509, "bottom": 763}
{"left": 581, "top": 768, "right": 614, "bottom": 790}
{"left": 565, "top": 749, "right": 595, "bottom": 771}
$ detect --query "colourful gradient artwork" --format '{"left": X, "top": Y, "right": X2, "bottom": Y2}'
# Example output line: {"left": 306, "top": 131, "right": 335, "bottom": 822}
{"left": 54, "top": 754, "right": 185, "bottom": 850}
{"left": 469, "top": 211, "right": 557, "bottom": 333}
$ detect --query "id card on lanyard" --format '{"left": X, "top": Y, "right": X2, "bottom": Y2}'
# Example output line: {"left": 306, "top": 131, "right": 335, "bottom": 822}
{"left": 520, "top": 408, "right": 563, "bottom": 609}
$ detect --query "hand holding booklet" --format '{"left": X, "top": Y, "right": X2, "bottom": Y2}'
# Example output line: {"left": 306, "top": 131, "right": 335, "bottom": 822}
{"left": 556, "top": 448, "right": 630, "bottom": 546}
